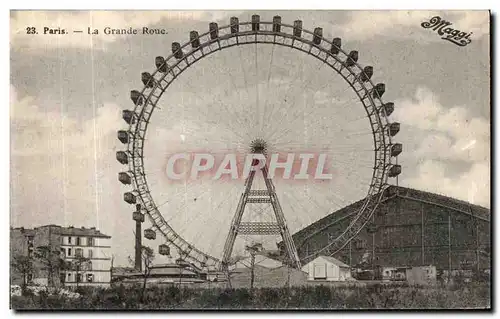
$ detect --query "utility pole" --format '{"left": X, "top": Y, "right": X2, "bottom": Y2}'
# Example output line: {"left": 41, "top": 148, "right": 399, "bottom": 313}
{"left": 250, "top": 252, "right": 255, "bottom": 290}
{"left": 421, "top": 203, "right": 425, "bottom": 265}
{"left": 245, "top": 242, "right": 263, "bottom": 290}
{"left": 110, "top": 255, "right": 114, "bottom": 282}
{"left": 448, "top": 213, "right": 452, "bottom": 276}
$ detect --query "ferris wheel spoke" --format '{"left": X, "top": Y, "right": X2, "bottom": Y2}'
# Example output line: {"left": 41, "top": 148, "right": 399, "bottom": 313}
{"left": 280, "top": 189, "right": 321, "bottom": 231}
{"left": 267, "top": 95, "right": 322, "bottom": 144}
{"left": 302, "top": 183, "right": 351, "bottom": 210}
{"left": 269, "top": 111, "right": 320, "bottom": 145}
{"left": 150, "top": 180, "right": 213, "bottom": 211}
{"left": 259, "top": 43, "right": 276, "bottom": 136}
{"left": 268, "top": 65, "right": 348, "bottom": 135}
{"left": 174, "top": 183, "right": 241, "bottom": 244}
{"left": 272, "top": 53, "right": 321, "bottom": 115}
{"left": 175, "top": 80, "right": 252, "bottom": 142}
{"left": 164, "top": 187, "right": 223, "bottom": 230}
{"left": 263, "top": 50, "right": 308, "bottom": 132}
{"left": 270, "top": 139, "right": 331, "bottom": 150}
{"left": 270, "top": 138, "right": 372, "bottom": 151}
{"left": 305, "top": 183, "right": 360, "bottom": 210}
{"left": 304, "top": 187, "right": 345, "bottom": 221}
{"left": 211, "top": 69, "right": 256, "bottom": 138}
{"left": 217, "top": 50, "right": 261, "bottom": 137}
{"left": 203, "top": 187, "right": 239, "bottom": 256}
{"left": 238, "top": 46, "right": 253, "bottom": 111}
{"left": 279, "top": 191, "right": 311, "bottom": 229}
{"left": 181, "top": 104, "right": 248, "bottom": 142}
{"left": 326, "top": 104, "right": 370, "bottom": 123}
{"left": 254, "top": 42, "right": 260, "bottom": 130}
{"left": 296, "top": 81, "right": 358, "bottom": 118}
{"left": 326, "top": 157, "right": 374, "bottom": 170}
{"left": 265, "top": 61, "right": 325, "bottom": 140}
{"left": 261, "top": 61, "right": 291, "bottom": 134}
{"left": 178, "top": 49, "right": 252, "bottom": 139}
{"left": 265, "top": 101, "right": 320, "bottom": 144}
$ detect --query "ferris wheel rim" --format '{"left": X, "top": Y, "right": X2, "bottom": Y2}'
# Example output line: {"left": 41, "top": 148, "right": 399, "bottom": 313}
{"left": 121, "top": 16, "right": 398, "bottom": 270}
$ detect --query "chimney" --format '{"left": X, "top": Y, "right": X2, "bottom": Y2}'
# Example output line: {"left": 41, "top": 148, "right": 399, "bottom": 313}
{"left": 135, "top": 204, "right": 143, "bottom": 272}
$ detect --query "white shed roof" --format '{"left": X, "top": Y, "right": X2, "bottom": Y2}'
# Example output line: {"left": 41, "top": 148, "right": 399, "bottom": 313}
{"left": 301, "top": 255, "right": 351, "bottom": 271}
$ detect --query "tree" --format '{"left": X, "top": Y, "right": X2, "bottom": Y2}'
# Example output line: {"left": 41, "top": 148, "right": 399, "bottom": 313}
{"left": 225, "top": 254, "right": 247, "bottom": 289}
{"left": 70, "top": 255, "right": 91, "bottom": 289}
{"left": 245, "top": 242, "right": 263, "bottom": 290}
{"left": 34, "top": 246, "right": 65, "bottom": 287}
{"left": 11, "top": 255, "right": 34, "bottom": 288}
{"left": 129, "top": 245, "right": 154, "bottom": 302}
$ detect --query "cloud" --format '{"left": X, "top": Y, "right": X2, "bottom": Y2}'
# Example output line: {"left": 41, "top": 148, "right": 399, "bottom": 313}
{"left": 10, "top": 85, "right": 133, "bottom": 261}
{"left": 10, "top": 11, "right": 238, "bottom": 50}
{"left": 10, "top": 85, "right": 120, "bottom": 157}
{"left": 334, "top": 10, "right": 489, "bottom": 41}
{"left": 406, "top": 160, "right": 489, "bottom": 207}
{"left": 393, "top": 87, "right": 490, "bottom": 207}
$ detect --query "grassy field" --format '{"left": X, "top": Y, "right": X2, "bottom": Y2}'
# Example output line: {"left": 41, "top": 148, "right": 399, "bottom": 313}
{"left": 11, "top": 281, "right": 491, "bottom": 310}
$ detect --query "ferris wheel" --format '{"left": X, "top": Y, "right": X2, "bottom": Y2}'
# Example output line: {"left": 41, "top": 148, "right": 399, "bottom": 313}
{"left": 116, "top": 14, "right": 402, "bottom": 272}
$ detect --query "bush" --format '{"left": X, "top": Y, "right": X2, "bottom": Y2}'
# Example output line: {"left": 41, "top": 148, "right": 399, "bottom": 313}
{"left": 10, "top": 282, "right": 491, "bottom": 310}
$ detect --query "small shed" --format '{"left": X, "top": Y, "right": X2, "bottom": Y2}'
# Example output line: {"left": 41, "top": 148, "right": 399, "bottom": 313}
{"left": 406, "top": 265, "right": 437, "bottom": 285}
{"left": 301, "top": 256, "right": 353, "bottom": 281}
{"left": 375, "top": 266, "right": 409, "bottom": 281}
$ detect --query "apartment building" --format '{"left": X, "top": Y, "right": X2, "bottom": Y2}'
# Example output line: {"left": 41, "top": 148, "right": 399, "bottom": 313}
{"left": 10, "top": 224, "right": 112, "bottom": 287}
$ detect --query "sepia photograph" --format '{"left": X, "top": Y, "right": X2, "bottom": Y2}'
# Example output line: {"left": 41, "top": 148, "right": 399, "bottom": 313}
{"left": 9, "top": 9, "right": 491, "bottom": 310}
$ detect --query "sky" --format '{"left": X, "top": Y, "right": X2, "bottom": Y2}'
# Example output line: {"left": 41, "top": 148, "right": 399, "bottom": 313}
{"left": 10, "top": 10, "right": 490, "bottom": 266}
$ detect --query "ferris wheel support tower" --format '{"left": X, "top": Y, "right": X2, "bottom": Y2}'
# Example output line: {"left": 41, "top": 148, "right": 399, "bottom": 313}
{"left": 221, "top": 146, "right": 301, "bottom": 271}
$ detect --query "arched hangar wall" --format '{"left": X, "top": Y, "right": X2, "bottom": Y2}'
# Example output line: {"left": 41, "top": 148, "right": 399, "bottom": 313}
{"left": 290, "top": 186, "right": 490, "bottom": 271}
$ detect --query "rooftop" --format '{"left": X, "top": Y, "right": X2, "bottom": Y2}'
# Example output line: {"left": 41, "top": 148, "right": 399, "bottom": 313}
{"left": 11, "top": 227, "right": 35, "bottom": 236}
{"left": 12, "top": 225, "right": 111, "bottom": 238}
{"left": 319, "top": 256, "right": 350, "bottom": 268}
{"left": 59, "top": 226, "right": 111, "bottom": 238}
{"left": 288, "top": 185, "right": 490, "bottom": 247}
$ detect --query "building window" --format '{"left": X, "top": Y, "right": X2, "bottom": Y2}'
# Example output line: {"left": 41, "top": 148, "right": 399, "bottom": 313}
{"left": 68, "top": 237, "right": 72, "bottom": 244}
{"left": 86, "top": 273, "right": 94, "bottom": 283}
{"left": 75, "top": 248, "right": 83, "bottom": 257}
{"left": 87, "top": 237, "right": 94, "bottom": 246}
{"left": 27, "top": 273, "right": 33, "bottom": 283}
{"left": 61, "top": 248, "right": 66, "bottom": 257}
{"left": 76, "top": 237, "right": 81, "bottom": 246}
{"left": 67, "top": 273, "right": 72, "bottom": 282}
{"left": 76, "top": 273, "right": 82, "bottom": 283}
{"left": 68, "top": 248, "right": 72, "bottom": 256}
{"left": 87, "top": 261, "right": 93, "bottom": 271}
{"left": 88, "top": 249, "right": 93, "bottom": 259}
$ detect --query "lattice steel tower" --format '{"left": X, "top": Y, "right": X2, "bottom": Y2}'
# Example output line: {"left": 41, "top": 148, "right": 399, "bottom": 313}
{"left": 220, "top": 139, "right": 301, "bottom": 271}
